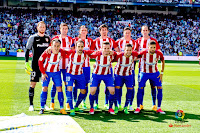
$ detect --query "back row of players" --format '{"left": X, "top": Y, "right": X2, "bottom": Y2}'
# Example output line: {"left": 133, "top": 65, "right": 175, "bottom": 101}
{"left": 25, "top": 21, "right": 165, "bottom": 115}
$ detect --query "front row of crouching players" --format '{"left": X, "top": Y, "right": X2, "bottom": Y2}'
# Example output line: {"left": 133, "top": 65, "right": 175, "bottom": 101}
{"left": 134, "top": 40, "right": 165, "bottom": 114}
{"left": 38, "top": 39, "right": 165, "bottom": 115}
{"left": 38, "top": 39, "right": 67, "bottom": 114}
{"left": 38, "top": 39, "right": 94, "bottom": 115}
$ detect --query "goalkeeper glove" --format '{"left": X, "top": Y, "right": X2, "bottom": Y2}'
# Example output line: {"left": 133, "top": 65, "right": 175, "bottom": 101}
{"left": 25, "top": 62, "right": 33, "bottom": 75}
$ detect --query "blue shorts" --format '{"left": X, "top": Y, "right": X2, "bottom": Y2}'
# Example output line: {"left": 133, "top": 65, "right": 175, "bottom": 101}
{"left": 138, "top": 68, "right": 141, "bottom": 82}
{"left": 110, "top": 67, "right": 114, "bottom": 78}
{"left": 114, "top": 74, "right": 134, "bottom": 88}
{"left": 83, "top": 67, "right": 91, "bottom": 84}
{"left": 42, "top": 71, "right": 62, "bottom": 87}
{"left": 67, "top": 73, "right": 86, "bottom": 89}
{"left": 90, "top": 74, "right": 114, "bottom": 87}
{"left": 139, "top": 72, "right": 162, "bottom": 87}
{"left": 138, "top": 68, "right": 155, "bottom": 86}
{"left": 60, "top": 69, "right": 67, "bottom": 82}
{"left": 132, "top": 70, "right": 135, "bottom": 86}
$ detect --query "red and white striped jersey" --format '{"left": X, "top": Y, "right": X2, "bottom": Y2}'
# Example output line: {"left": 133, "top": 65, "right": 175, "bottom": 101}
{"left": 115, "top": 38, "right": 137, "bottom": 52}
{"left": 67, "top": 50, "right": 94, "bottom": 75}
{"left": 91, "top": 37, "right": 117, "bottom": 50}
{"left": 74, "top": 37, "right": 93, "bottom": 67}
{"left": 51, "top": 35, "right": 74, "bottom": 69}
{"left": 114, "top": 51, "right": 138, "bottom": 76}
{"left": 90, "top": 51, "right": 117, "bottom": 75}
{"left": 135, "top": 37, "right": 160, "bottom": 68}
{"left": 38, "top": 49, "right": 66, "bottom": 74}
{"left": 135, "top": 37, "right": 160, "bottom": 52}
{"left": 139, "top": 50, "right": 164, "bottom": 73}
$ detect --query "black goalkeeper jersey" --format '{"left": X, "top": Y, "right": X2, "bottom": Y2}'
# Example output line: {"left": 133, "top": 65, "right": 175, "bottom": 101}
{"left": 26, "top": 33, "right": 50, "bottom": 69}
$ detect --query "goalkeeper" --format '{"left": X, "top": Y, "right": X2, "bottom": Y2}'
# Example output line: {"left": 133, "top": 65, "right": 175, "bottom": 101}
{"left": 25, "top": 21, "right": 51, "bottom": 111}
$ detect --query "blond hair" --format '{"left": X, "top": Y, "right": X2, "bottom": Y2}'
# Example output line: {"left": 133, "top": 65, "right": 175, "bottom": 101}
{"left": 37, "top": 21, "right": 46, "bottom": 27}
{"left": 60, "top": 23, "right": 68, "bottom": 29}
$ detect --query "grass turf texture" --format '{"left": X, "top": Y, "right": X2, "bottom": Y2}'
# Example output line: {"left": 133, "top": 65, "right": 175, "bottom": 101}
{"left": 0, "top": 56, "right": 200, "bottom": 133}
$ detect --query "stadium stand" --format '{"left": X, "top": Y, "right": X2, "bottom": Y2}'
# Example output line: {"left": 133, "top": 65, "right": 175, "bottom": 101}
{"left": 0, "top": 0, "right": 199, "bottom": 56}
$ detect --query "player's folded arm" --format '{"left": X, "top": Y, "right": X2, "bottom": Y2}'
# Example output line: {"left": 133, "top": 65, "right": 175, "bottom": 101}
{"left": 85, "top": 50, "right": 95, "bottom": 55}
{"left": 38, "top": 53, "right": 47, "bottom": 75}
{"left": 44, "top": 46, "right": 52, "bottom": 54}
{"left": 89, "top": 51, "right": 99, "bottom": 59}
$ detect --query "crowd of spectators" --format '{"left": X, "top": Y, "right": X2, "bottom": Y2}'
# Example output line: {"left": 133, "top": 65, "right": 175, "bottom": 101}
{"left": 0, "top": 7, "right": 199, "bottom": 56}
{"left": 95, "top": 0, "right": 200, "bottom": 4}
{"left": 135, "top": 0, "right": 200, "bottom": 4}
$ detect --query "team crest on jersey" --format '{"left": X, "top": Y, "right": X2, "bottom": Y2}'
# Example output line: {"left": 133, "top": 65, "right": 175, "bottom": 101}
{"left": 155, "top": 58, "right": 158, "bottom": 62}
{"left": 131, "top": 59, "right": 133, "bottom": 62}
{"left": 59, "top": 55, "right": 62, "bottom": 60}
{"left": 82, "top": 57, "right": 85, "bottom": 60}
{"left": 39, "top": 57, "right": 43, "bottom": 61}
{"left": 86, "top": 42, "right": 89, "bottom": 47}
{"left": 45, "top": 38, "right": 49, "bottom": 42}
{"left": 109, "top": 58, "right": 111, "bottom": 62}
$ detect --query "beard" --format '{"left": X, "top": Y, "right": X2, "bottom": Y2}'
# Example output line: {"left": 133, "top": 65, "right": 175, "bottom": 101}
{"left": 78, "top": 50, "right": 83, "bottom": 54}
{"left": 126, "top": 53, "right": 131, "bottom": 57}
{"left": 150, "top": 51, "right": 155, "bottom": 54}
{"left": 102, "top": 33, "right": 107, "bottom": 37}
{"left": 39, "top": 31, "right": 45, "bottom": 34}
{"left": 104, "top": 52, "right": 109, "bottom": 56}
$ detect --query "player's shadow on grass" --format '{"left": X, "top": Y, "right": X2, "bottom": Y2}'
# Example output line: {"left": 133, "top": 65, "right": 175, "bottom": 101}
{"left": 34, "top": 109, "right": 64, "bottom": 115}
{"left": 61, "top": 109, "right": 200, "bottom": 123}
{"left": 72, "top": 109, "right": 140, "bottom": 123}
{"left": 124, "top": 109, "right": 200, "bottom": 123}
{"left": 34, "top": 108, "right": 200, "bottom": 123}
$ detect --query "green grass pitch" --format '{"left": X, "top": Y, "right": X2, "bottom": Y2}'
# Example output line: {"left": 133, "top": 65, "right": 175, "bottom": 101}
{"left": 0, "top": 56, "right": 200, "bottom": 133}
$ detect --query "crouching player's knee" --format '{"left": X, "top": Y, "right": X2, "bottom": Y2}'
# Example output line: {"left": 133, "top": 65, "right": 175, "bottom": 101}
{"left": 115, "top": 86, "right": 121, "bottom": 89}
{"left": 56, "top": 86, "right": 62, "bottom": 92}
{"left": 42, "top": 87, "right": 48, "bottom": 92}
{"left": 90, "top": 87, "right": 97, "bottom": 95}
{"left": 108, "top": 87, "right": 115, "bottom": 95}
{"left": 80, "top": 89, "right": 86, "bottom": 94}
{"left": 157, "top": 86, "right": 162, "bottom": 89}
